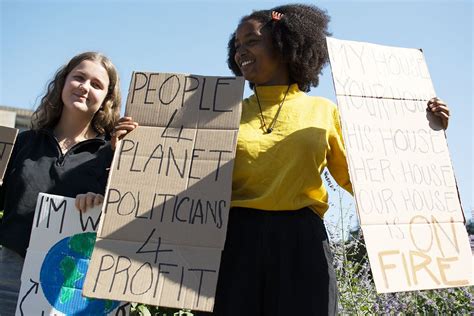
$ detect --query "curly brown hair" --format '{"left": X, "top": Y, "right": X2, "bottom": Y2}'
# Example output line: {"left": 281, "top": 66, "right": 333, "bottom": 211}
{"left": 227, "top": 4, "right": 331, "bottom": 92}
{"left": 31, "top": 52, "right": 121, "bottom": 135}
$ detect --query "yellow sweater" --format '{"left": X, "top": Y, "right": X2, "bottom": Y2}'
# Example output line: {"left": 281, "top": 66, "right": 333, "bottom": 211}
{"left": 231, "top": 84, "right": 352, "bottom": 217}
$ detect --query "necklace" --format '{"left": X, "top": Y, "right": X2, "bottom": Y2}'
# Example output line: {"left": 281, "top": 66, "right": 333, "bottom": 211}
{"left": 54, "top": 129, "right": 96, "bottom": 154}
{"left": 254, "top": 85, "right": 291, "bottom": 134}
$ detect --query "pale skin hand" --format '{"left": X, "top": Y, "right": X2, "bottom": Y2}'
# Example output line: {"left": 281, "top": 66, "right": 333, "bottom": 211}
{"left": 75, "top": 117, "right": 138, "bottom": 212}
{"left": 110, "top": 116, "right": 139, "bottom": 150}
{"left": 75, "top": 192, "right": 104, "bottom": 213}
{"left": 427, "top": 97, "right": 450, "bottom": 130}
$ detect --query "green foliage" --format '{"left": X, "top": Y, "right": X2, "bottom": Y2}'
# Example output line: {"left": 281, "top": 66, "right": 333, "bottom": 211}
{"left": 130, "top": 304, "right": 193, "bottom": 316}
{"left": 466, "top": 214, "right": 474, "bottom": 234}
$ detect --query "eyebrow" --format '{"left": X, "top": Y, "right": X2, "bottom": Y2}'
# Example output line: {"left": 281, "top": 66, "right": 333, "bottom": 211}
{"left": 74, "top": 69, "right": 107, "bottom": 87}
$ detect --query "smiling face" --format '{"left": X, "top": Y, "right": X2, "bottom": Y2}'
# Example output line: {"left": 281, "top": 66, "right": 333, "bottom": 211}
{"left": 61, "top": 59, "right": 110, "bottom": 120}
{"left": 234, "top": 19, "right": 289, "bottom": 86}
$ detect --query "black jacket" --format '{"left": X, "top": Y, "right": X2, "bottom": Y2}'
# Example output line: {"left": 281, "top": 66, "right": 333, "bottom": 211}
{"left": 0, "top": 129, "right": 113, "bottom": 257}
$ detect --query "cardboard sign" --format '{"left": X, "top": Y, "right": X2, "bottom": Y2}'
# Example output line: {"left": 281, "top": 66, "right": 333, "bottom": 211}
{"left": 83, "top": 72, "right": 244, "bottom": 311}
{"left": 326, "top": 38, "right": 472, "bottom": 293}
{"left": 16, "top": 193, "right": 129, "bottom": 315}
{"left": 0, "top": 110, "right": 17, "bottom": 128}
{"left": 0, "top": 125, "right": 18, "bottom": 185}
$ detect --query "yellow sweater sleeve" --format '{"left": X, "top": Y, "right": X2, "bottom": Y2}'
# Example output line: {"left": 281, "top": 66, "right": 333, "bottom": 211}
{"left": 327, "top": 106, "right": 353, "bottom": 195}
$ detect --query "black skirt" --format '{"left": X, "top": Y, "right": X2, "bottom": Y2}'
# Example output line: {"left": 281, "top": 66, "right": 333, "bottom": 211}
{"left": 200, "top": 206, "right": 338, "bottom": 316}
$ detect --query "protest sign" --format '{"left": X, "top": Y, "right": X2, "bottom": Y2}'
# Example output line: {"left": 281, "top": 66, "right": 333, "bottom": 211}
{"left": 327, "top": 38, "right": 472, "bottom": 293}
{"left": 0, "top": 125, "right": 18, "bottom": 185}
{"left": 0, "top": 110, "right": 16, "bottom": 128}
{"left": 16, "top": 193, "right": 128, "bottom": 315}
{"left": 83, "top": 72, "right": 244, "bottom": 311}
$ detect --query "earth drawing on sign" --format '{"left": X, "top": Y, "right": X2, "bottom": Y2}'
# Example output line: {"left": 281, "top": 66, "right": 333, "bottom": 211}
{"left": 40, "top": 232, "right": 119, "bottom": 315}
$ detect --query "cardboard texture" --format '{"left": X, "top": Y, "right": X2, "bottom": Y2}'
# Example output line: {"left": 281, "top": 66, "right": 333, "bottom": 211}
{"left": 16, "top": 193, "right": 128, "bottom": 316}
{"left": 83, "top": 72, "right": 244, "bottom": 311}
{"left": 0, "top": 125, "right": 18, "bottom": 185}
{"left": 0, "top": 110, "right": 17, "bottom": 128}
{"left": 327, "top": 38, "right": 472, "bottom": 292}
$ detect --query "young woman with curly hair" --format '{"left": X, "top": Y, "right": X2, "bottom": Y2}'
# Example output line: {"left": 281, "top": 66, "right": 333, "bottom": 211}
{"left": 202, "top": 3, "right": 450, "bottom": 315}
{"left": 0, "top": 52, "right": 137, "bottom": 314}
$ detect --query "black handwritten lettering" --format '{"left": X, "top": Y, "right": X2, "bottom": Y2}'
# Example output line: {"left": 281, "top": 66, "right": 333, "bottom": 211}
{"left": 104, "top": 189, "right": 121, "bottom": 215}
{"left": 159, "top": 75, "right": 181, "bottom": 105}
{"left": 144, "top": 73, "right": 160, "bottom": 105}
{"left": 130, "top": 72, "right": 148, "bottom": 104}
{"left": 44, "top": 197, "right": 67, "bottom": 234}
{"left": 156, "top": 193, "right": 175, "bottom": 222}
{"left": 35, "top": 195, "right": 45, "bottom": 228}
{"left": 93, "top": 255, "right": 116, "bottom": 292}
{"left": 196, "top": 77, "right": 209, "bottom": 111}
{"left": 117, "top": 139, "right": 135, "bottom": 171}
{"left": 136, "top": 230, "right": 173, "bottom": 264}
{"left": 173, "top": 196, "right": 190, "bottom": 223}
{"left": 79, "top": 209, "right": 101, "bottom": 231}
{"left": 188, "top": 268, "right": 217, "bottom": 308}
{"left": 212, "top": 77, "right": 235, "bottom": 112}
{"left": 117, "top": 192, "right": 137, "bottom": 216}
{"left": 161, "top": 109, "right": 193, "bottom": 142}
{"left": 182, "top": 76, "right": 202, "bottom": 109}
{"left": 177, "top": 266, "right": 185, "bottom": 301}
{"left": 210, "top": 149, "right": 231, "bottom": 181}
{"left": 166, "top": 146, "right": 187, "bottom": 178}
{"left": 143, "top": 144, "right": 164, "bottom": 173}
{"left": 130, "top": 262, "right": 153, "bottom": 295}
{"left": 189, "top": 148, "right": 205, "bottom": 180}
{"left": 153, "top": 263, "right": 179, "bottom": 298}
{"left": 109, "top": 256, "right": 132, "bottom": 294}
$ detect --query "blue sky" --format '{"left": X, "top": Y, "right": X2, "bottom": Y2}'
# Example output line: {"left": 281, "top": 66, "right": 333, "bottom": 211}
{"left": 1, "top": 0, "right": 472, "bottom": 224}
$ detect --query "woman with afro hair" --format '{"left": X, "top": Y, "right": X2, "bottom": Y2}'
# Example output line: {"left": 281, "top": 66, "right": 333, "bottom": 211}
{"left": 202, "top": 3, "right": 450, "bottom": 315}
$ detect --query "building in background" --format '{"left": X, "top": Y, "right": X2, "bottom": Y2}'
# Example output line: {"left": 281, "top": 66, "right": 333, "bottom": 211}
{"left": 0, "top": 105, "right": 33, "bottom": 131}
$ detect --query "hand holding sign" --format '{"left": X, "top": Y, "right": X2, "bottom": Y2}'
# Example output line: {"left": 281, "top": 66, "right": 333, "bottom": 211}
{"left": 111, "top": 116, "right": 139, "bottom": 150}
{"left": 75, "top": 192, "right": 105, "bottom": 213}
{"left": 427, "top": 97, "right": 450, "bottom": 129}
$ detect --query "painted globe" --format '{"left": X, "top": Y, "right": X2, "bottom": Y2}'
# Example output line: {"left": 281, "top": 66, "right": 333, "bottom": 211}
{"left": 40, "top": 232, "right": 119, "bottom": 315}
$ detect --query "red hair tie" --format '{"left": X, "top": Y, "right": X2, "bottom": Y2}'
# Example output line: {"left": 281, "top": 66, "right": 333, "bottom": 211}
{"left": 271, "top": 11, "right": 284, "bottom": 21}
